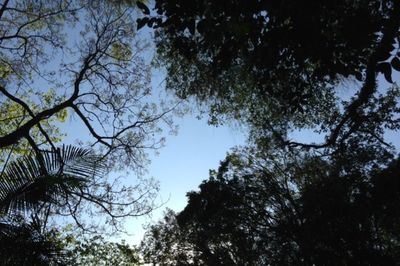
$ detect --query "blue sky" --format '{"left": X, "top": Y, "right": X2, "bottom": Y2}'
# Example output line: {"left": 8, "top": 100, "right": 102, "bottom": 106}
{"left": 122, "top": 73, "right": 400, "bottom": 245}
{"left": 24, "top": 6, "right": 399, "bottom": 246}
{"left": 124, "top": 114, "right": 247, "bottom": 244}
{"left": 149, "top": 116, "right": 246, "bottom": 211}
{"left": 3, "top": 1, "right": 399, "bottom": 251}
{"left": 56, "top": 64, "right": 400, "bottom": 246}
{"left": 57, "top": 76, "right": 248, "bottom": 244}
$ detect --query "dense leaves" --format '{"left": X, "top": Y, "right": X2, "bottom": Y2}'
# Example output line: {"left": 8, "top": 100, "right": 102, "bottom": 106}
{"left": 140, "top": 209, "right": 197, "bottom": 265}
{"left": 0, "top": 219, "right": 141, "bottom": 266}
{"left": 122, "top": 1, "right": 400, "bottom": 264}
{"left": 154, "top": 0, "right": 385, "bottom": 77}
{"left": 141, "top": 147, "right": 400, "bottom": 265}
{"left": 0, "top": 217, "right": 65, "bottom": 266}
{"left": 0, "top": 145, "right": 103, "bottom": 216}
{"left": 60, "top": 230, "right": 140, "bottom": 265}
{"left": 142, "top": 0, "right": 400, "bottom": 149}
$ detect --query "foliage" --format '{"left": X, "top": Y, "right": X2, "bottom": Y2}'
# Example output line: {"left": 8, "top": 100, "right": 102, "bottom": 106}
{"left": 0, "top": 146, "right": 159, "bottom": 237}
{"left": 0, "top": 145, "right": 102, "bottom": 222}
{"left": 0, "top": 0, "right": 175, "bottom": 170}
{"left": 0, "top": 0, "right": 171, "bottom": 233}
{"left": 140, "top": 0, "right": 400, "bottom": 150}
{"left": 0, "top": 144, "right": 144, "bottom": 264}
{"left": 134, "top": 1, "right": 400, "bottom": 265}
{"left": 60, "top": 228, "right": 140, "bottom": 266}
{"left": 0, "top": 89, "right": 66, "bottom": 164}
{"left": 0, "top": 216, "right": 65, "bottom": 266}
{"left": 0, "top": 219, "right": 141, "bottom": 266}
{"left": 140, "top": 209, "right": 198, "bottom": 265}
{"left": 141, "top": 145, "right": 400, "bottom": 265}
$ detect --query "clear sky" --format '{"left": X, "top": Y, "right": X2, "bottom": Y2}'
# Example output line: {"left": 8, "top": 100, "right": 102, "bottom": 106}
{"left": 122, "top": 73, "right": 400, "bottom": 246}
{"left": 55, "top": 58, "right": 400, "bottom": 246}
{"left": 45, "top": 68, "right": 400, "bottom": 248}
{"left": 124, "top": 113, "right": 247, "bottom": 245}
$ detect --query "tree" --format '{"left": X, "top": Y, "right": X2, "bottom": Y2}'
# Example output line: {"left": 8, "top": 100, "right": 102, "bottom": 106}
{"left": 0, "top": 91, "right": 67, "bottom": 164}
{"left": 0, "top": 219, "right": 142, "bottom": 266}
{"left": 60, "top": 229, "right": 140, "bottom": 266}
{"left": 140, "top": 209, "right": 198, "bottom": 265}
{"left": 0, "top": 145, "right": 136, "bottom": 265}
{"left": 140, "top": 0, "right": 400, "bottom": 150}
{"left": 0, "top": 0, "right": 172, "bottom": 231}
{"left": 0, "top": 145, "right": 109, "bottom": 229}
{"left": 0, "top": 216, "right": 65, "bottom": 266}
{"left": 0, "top": 0, "right": 176, "bottom": 170}
{"left": 134, "top": 2, "right": 400, "bottom": 264}
{"left": 141, "top": 145, "right": 400, "bottom": 265}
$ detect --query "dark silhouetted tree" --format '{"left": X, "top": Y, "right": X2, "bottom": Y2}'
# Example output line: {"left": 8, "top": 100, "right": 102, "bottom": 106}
{"left": 139, "top": 0, "right": 400, "bottom": 150}
{"left": 141, "top": 144, "right": 400, "bottom": 265}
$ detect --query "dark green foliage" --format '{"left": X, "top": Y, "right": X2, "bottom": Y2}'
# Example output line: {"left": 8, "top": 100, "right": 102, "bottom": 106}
{"left": 297, "top": 159, "right": 400, "bottom": 265}
{"left": 134, "top": 1, "right": 400, "bottom": 264}
{"left": 0, "top": 145, "right": 104, "bottom": 216}
{"left": 154, "top": 0, "right": 385, "bottom": 78}
{"left": 140, "top": 209, "right": 197, "bottom": 265}
{"left": 141, "top": 0, "right": 400, "bottom": 148}
{"left": 141, "top": 147, "right": 400, "bottom": 265}
{"left": 0, "top": 145, "right": 108, "bottom": 265}
{"left": 0, "top": 218, "right": 65, "bottom": 266}
{"left": 61, "top": 232, "right": 140, "bottom": 265}
{"left": 0, "top": 218, "right": 141, "bottom": 266}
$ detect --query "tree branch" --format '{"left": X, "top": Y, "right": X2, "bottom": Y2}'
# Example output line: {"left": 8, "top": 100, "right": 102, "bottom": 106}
{"left": 0, "top": 0, "right": 9, "bottom": 20}
{"left": 287, "top": 2, "right": 400, "bottom": 149}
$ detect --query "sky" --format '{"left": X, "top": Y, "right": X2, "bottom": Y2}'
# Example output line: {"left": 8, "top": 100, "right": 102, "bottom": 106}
{"left": 118, "top": 58, "right": 250, "bottom": 244}
{"left": 124, "top": 114, "right": 247, "bottom": 245}
{"left": 7, "top": 2, "right": 399, "bottom": 247}
{"left": 122, "top": 73, "right": 400, "bottom": 246}
{"left": 57, "top": 68, "right": 248, "bottom": 244}
{"left": 27, "top": 6, "right": 249, "bottom": 244}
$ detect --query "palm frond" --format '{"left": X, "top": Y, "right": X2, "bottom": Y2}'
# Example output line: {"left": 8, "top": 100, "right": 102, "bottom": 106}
{"left": 0, "top": 145, "right": 105, "bottom": 216}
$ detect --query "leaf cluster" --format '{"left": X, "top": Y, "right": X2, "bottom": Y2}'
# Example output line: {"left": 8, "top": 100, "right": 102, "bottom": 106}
{"left": 141, "top": 146, "right": 400, "bottom": 265}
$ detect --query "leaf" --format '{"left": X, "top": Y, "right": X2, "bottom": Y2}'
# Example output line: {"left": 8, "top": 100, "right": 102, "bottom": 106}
{"left": 375, "top": 50, "right": 391, "bottom": 62}
{"left": 197, "top": 20, "right": 206, "bottom": 34}
{"left": 0, "top": 64, "right": 11, "bottom": 78}
{"left": 0, "top": 145, "right": 104, "bottom": 215}
{"left": 391, "top": 56, "right": 400, "bottom": 72}
{"left": 377, "top": 62, "right": 393, "bottom": 83}
{"left": 188, "top": 20, "right": 196, "bottom": 35}
{"left": 152, "top": 18, "right": 163, "bottom": 29}
{"left": 354, "top": 71, "right": 363, "bottom": 82}
{"left": 147, "top": 17, "right": 162, "bottom": 28}
{"left": 137, "top": 18, "right": 149, "bottom": 30}
{"left": 137, "top": 2, "right": 150, "bottom": 15}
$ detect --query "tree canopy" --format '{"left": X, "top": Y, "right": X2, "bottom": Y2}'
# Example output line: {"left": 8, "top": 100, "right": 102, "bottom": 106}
{"left": 0, "top": 0, "right": 175, "bottom": 234}
{"left": 60, "top": 228, "right": 140, "bottom": 266}
{"left": 141, "top": 144, "right": 400, "bottom": 265}
{"left": 0, "top": 0, "right": 175, "bottom": 169}
{"left": 138, "top": 2, "right": 400, "bottom": 264}
{"left": 0, "top": 219, "right": 141, "bottom": 265}
{"left": 0, "top": 0, "right": 171, "bottom": 262}
{"left": 2, "top": 0, "right": 400, "bottom": 264}
{"left": 141, "top": 0, "right": 400, "bottom": 151}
